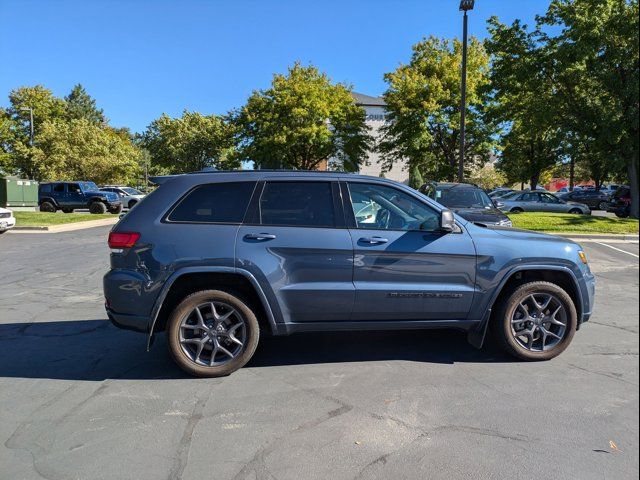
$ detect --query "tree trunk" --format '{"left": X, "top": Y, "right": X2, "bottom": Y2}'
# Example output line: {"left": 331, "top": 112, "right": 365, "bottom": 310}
{"left": 530, "top": 172, "right": 539, "bottom": 191}
{"left": 569, "top": 158, "right": 575, "bottom": 190}
{"left": 628, "top": 156, "right": 639, "bottom": 219}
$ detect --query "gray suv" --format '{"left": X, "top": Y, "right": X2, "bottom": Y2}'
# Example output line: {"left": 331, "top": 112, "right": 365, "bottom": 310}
{"left": 104, "top": 171, "right": 595, "bottom": 377}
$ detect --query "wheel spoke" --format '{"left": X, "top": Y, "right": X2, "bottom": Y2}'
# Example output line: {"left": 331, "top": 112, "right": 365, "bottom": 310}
{"left": 209, "top": 344, "right": 219, "bottom": 366}
{"left": 194, "top": 306, "right": 206, "bottom": 328}
{"left": 548, "top": 305, "right": 565, "bottom": 326}
{"left": 217, "top": 342, "right": 235, "bottom": 359}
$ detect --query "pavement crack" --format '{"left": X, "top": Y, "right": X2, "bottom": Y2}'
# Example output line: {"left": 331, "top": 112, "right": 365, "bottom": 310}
{"left": 167, "top": 392, "right": 212, "bottom": 480}
{"left": 567, "top": 363, "right": 638, "bottom": 386}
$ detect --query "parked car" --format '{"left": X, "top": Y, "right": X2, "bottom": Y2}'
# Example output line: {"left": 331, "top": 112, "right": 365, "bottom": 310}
{"left": 488, "top": 188, "right": 514, "bottom": 199}
{"left": 606, "top": 186, "right": 631, "bottom": 218}
{"left": 0, "top": 207, "right": 16, "bottom": 234}
{"left": 499, "top": 191, "right": 591, "bottom": 215}
{"left": 104, "top": 171, "right": 595, "bottom": 377}
{"left": 559, "top": 189, "right": 611, "bottom": 210}
{"left": 100, "top": 185, "right": 146, "bottom": 209}
{"left": 420, "top": 182, "right": 512, "bottom": 227}
{"left": 38, "top": 181, "right": 122, "bottom": 214}
{"left": 555, "top": 186, "right": 583, "bottom": 194}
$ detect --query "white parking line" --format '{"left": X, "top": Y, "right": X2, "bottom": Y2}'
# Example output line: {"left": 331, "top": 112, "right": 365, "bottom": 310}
{"left": 593, "top": 241, "right": 639, "bottom": 258}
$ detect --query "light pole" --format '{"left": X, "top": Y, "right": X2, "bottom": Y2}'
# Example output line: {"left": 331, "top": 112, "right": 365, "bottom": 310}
{"left": 458, "top": 0, "right": 474, "bottom": 183}
{"left": 20, "top": 107, "right": 34, "bottom": 146}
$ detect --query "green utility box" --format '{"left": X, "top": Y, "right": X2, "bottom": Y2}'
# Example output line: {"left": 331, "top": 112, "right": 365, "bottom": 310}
{"left": 0, "top": 176, "right": 39, "bottom": 208}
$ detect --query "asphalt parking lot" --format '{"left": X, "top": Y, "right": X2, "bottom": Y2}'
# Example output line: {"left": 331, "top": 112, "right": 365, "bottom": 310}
{"left": 0, "top": 227, "right": 638, "bottom": 480}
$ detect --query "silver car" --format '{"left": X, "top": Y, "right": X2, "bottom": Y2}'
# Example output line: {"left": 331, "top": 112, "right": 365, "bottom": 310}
{"left": 100, "top": 186, "right": 146, "bottom": 210}
{"left": 499, "top": 191, "right": 591, "bottom": 215}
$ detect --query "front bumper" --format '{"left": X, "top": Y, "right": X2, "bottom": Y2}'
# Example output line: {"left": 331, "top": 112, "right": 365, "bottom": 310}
{"left": 0, "top": 217, "right": 16, "bottom": 231}
{"left": 580, "top": 271, "right": 596, "bottom": 324}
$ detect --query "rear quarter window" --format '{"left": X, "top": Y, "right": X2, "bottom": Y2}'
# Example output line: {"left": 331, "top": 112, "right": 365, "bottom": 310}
{"left": 166, "top": 181, "right": 256, "bottom": 223}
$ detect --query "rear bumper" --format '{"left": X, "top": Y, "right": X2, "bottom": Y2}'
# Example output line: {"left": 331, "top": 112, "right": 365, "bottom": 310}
{"left": 106, "top": 306, "right": 149, "bottom": 332}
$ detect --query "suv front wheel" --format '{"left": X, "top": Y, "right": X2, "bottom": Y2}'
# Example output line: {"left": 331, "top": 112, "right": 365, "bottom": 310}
{"left": 493, "top": 281, "right": 577, "bottom": 361}
{"left": 167, "top": 290, "right": 260, "bottom": 377}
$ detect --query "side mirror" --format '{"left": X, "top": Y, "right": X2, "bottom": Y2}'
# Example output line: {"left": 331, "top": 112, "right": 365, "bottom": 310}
{"left": 494, "top": 200, "right": 505, "bottom": 208}
{"left": 440, "top": 209, "right": 456, "bottom": 233}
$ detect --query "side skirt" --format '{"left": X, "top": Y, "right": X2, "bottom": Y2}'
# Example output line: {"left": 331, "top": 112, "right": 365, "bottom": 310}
{"left": 272, "top": 319, "right": 481, "bottom": 336}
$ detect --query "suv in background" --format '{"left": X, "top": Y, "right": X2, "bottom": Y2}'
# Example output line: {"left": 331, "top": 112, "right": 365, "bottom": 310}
{"left": 559, "top": 189, "right": 611, "bottom": 210}
{"left": 100, "top": 185, "right": 146, "bottom": 209}
{"left": 39, "top": 181, "right": 122, "bottom": 214}
{"left": 104, "top": 171, "right": 595, "bottom": 377}
{"left": 607, "top": 186, "right": 631, "bottom": 218}
{"left": 420, "top": 182, "right": 512, "bottom": 227}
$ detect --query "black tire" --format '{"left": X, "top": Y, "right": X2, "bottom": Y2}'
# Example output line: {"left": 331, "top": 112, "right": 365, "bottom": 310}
{"left": 62, "top": 208, "right": 74, "bottom": 214}
{"left": 167, "top": 290, "right": 260, "bottom": 377}
{"left": 0, "top": 230, "right": 7, "bottom": 235}
{"left": 568, "top": 208, "right": 582, "bottom": 214}
{"left": 89, "top": 201, "right": 107, "bottom": 214}
{"left": 493, "top": 281, "right": 577, "bottom": 361}
{"left": 510, "top": 207, "right": 524, "bottom": 213}
{"left": 615, "top": 211, "right": 629, "bottom": 219}
{"left": 109, "top": 204, "right": 123, "bottom": 214}
{"left": 40, "top": 201, "right": 56, "bottom": 213}
{"left": 128, "top": 200, "right": 137, "bottom": 209}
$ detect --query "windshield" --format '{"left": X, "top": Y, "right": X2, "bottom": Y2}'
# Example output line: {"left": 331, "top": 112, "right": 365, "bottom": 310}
{"left": 121, "top": 187, "right": 142, "bottom": 195}
{"left": 500, "top": 191, "right": 521, "bottom": 200}
{"left": 436, "top": 187, "right": 494, "bottom": 209}
{"left": 81, "top": 182, "right": 99, "bottom": 191}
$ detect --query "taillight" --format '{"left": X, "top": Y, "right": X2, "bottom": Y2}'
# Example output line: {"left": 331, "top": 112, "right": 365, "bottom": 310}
{"left": 108, "top": 231, "right": 140, "bottom": 249}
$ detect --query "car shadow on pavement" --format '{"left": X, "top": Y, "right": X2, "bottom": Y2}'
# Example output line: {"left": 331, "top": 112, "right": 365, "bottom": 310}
{"left": 0, "top": 319, "right": 514, "bottom": 381}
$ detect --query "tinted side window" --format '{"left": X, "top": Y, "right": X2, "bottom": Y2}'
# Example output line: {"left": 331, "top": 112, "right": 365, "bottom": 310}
{"left": 167, "top": 182, "right": 255, "bottom": 223}
{"left": 53, "top": 183, "right": 65, "bottom": 193}
{"left": 259, "top": 182, "right": 335, "bottom": 227}
{"left": 39, "top": 184, "right": 51, "bottom": 193}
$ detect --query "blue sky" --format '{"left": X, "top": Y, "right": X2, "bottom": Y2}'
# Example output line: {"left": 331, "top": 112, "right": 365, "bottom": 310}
{"left": 1, "top": 0, "right": 550, "bottom": 133}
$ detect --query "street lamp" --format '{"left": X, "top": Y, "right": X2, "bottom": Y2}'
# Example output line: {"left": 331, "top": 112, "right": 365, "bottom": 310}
{"left": 20, "top": 107, "right": 34, "bottom": 146}
{"left": 458, "top": 0, "right": 474, "bottom": 183}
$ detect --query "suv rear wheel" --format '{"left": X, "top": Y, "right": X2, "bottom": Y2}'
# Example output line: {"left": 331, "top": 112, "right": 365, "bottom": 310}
{"left": 167, "top": 290, "right": 259, "bottom": 377}
{"left": 40, "top": 201, "right": 56, "bottom": 213}
{"left": 89, "top": 201, "right": 107, "bottom": 214}
{"left": 493, "top": 281, "right": 577, "bottom": 361}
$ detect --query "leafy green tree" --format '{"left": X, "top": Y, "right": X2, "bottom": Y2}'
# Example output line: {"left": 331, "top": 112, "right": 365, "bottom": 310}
{"left": 468, "top": 163, "right": 508, "bottom": 190}
{"left": 485, "top": 18, "right": 562, "bottom": 190}
{"left": 379, "top": 37, "right": 495, "bottom": 182}
{"left": 7, "top": 85, "right": 66, "bottom": 141}
{"left": 0, "top": 108, "right": 17, "bottom": 174}
{"left": 142, "top": 111, "right": 238, "bottom": 173}
{"left": 23, "top": 118, "right": 140, "bottom": 184}
{"left": 233, "top": 63, "right": 371, "bottom": 171}
{"left": 65, "top": 84, "right": 106, "bottom": 124}
{"left": 540, "top": 0, "right": 639, "bottom": 216}
{"left": 408, "top": 163, "right": 424, "bottom": 189}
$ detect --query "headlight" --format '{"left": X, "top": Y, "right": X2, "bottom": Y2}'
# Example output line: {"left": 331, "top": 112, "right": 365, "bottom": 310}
{"left": 498, "top": 219, "right": 513, "bottom": 227}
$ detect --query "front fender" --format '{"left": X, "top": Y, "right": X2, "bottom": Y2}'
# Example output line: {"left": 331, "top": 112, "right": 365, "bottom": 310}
{"left": 145, "top": 266, "right": 279, "bottom": 350}
{"left": 467, "top": 264, "right": 585, "bottom": 349}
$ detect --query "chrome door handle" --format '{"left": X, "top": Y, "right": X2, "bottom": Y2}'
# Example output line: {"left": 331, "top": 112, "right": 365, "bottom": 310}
{"left": 244, "top": 233, "right": 277, "bottom": 241}
{"left": 359, "top": 236, "right": 389, "bottom": 244}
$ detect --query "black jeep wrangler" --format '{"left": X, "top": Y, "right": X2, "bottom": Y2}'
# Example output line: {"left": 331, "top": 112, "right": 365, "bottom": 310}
{"left": 38, "top": 181, "right": 122, "bottom": 214}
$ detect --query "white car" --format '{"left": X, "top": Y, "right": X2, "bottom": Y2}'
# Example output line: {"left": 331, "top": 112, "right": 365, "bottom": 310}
{"left": 0, "top": 207, "right": 16, "bottom": 234}
{"left": 99, "top": 186, "right": 146, "bottom": 210}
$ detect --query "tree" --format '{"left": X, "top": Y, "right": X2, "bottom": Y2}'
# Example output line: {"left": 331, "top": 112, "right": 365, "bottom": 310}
{"left": 485, "top": 18, "right": 562, "bottom": 190}
{"left": 379, "top": 37, "right": 495, "bottom": 182}
{"left": 65, "top": 84, "right": 106, "bottom": 124}
{"left": 142, "top": 111, "right": 238, "bottom": 173}
{"left": 233, "top": 62, "right": 371, "bottom": 171}
{"left": 540, "top": 0, "right": 639, "bottom": 216}
{"left": 468, "top": 163, "right": 508, "bottom": 190}
{"left": 24, "top": 118, "right": 140, "bottom": 184}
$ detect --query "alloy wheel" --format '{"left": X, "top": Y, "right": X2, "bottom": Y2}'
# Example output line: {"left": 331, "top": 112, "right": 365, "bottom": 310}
{"left": 178, "top": 301, "right": 247, "bottom": 366}
{"left": 510, "top": 293, "right": 567, "bottom": 352}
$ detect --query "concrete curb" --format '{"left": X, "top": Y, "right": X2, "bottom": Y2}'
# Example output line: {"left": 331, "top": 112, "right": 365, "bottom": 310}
{"left": 11, "top": 217, "right": 119, "bottom": 233}
{"left": 547, "top": 232, "right": 639, "bottom": 241}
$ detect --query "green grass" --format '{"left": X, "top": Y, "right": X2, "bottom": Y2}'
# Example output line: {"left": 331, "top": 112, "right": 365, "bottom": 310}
{"left": 14, "top": 211, "right": 115, "bottom": 227}
{"left": 510, "top": 212, "right": 639, "bottom": 234}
